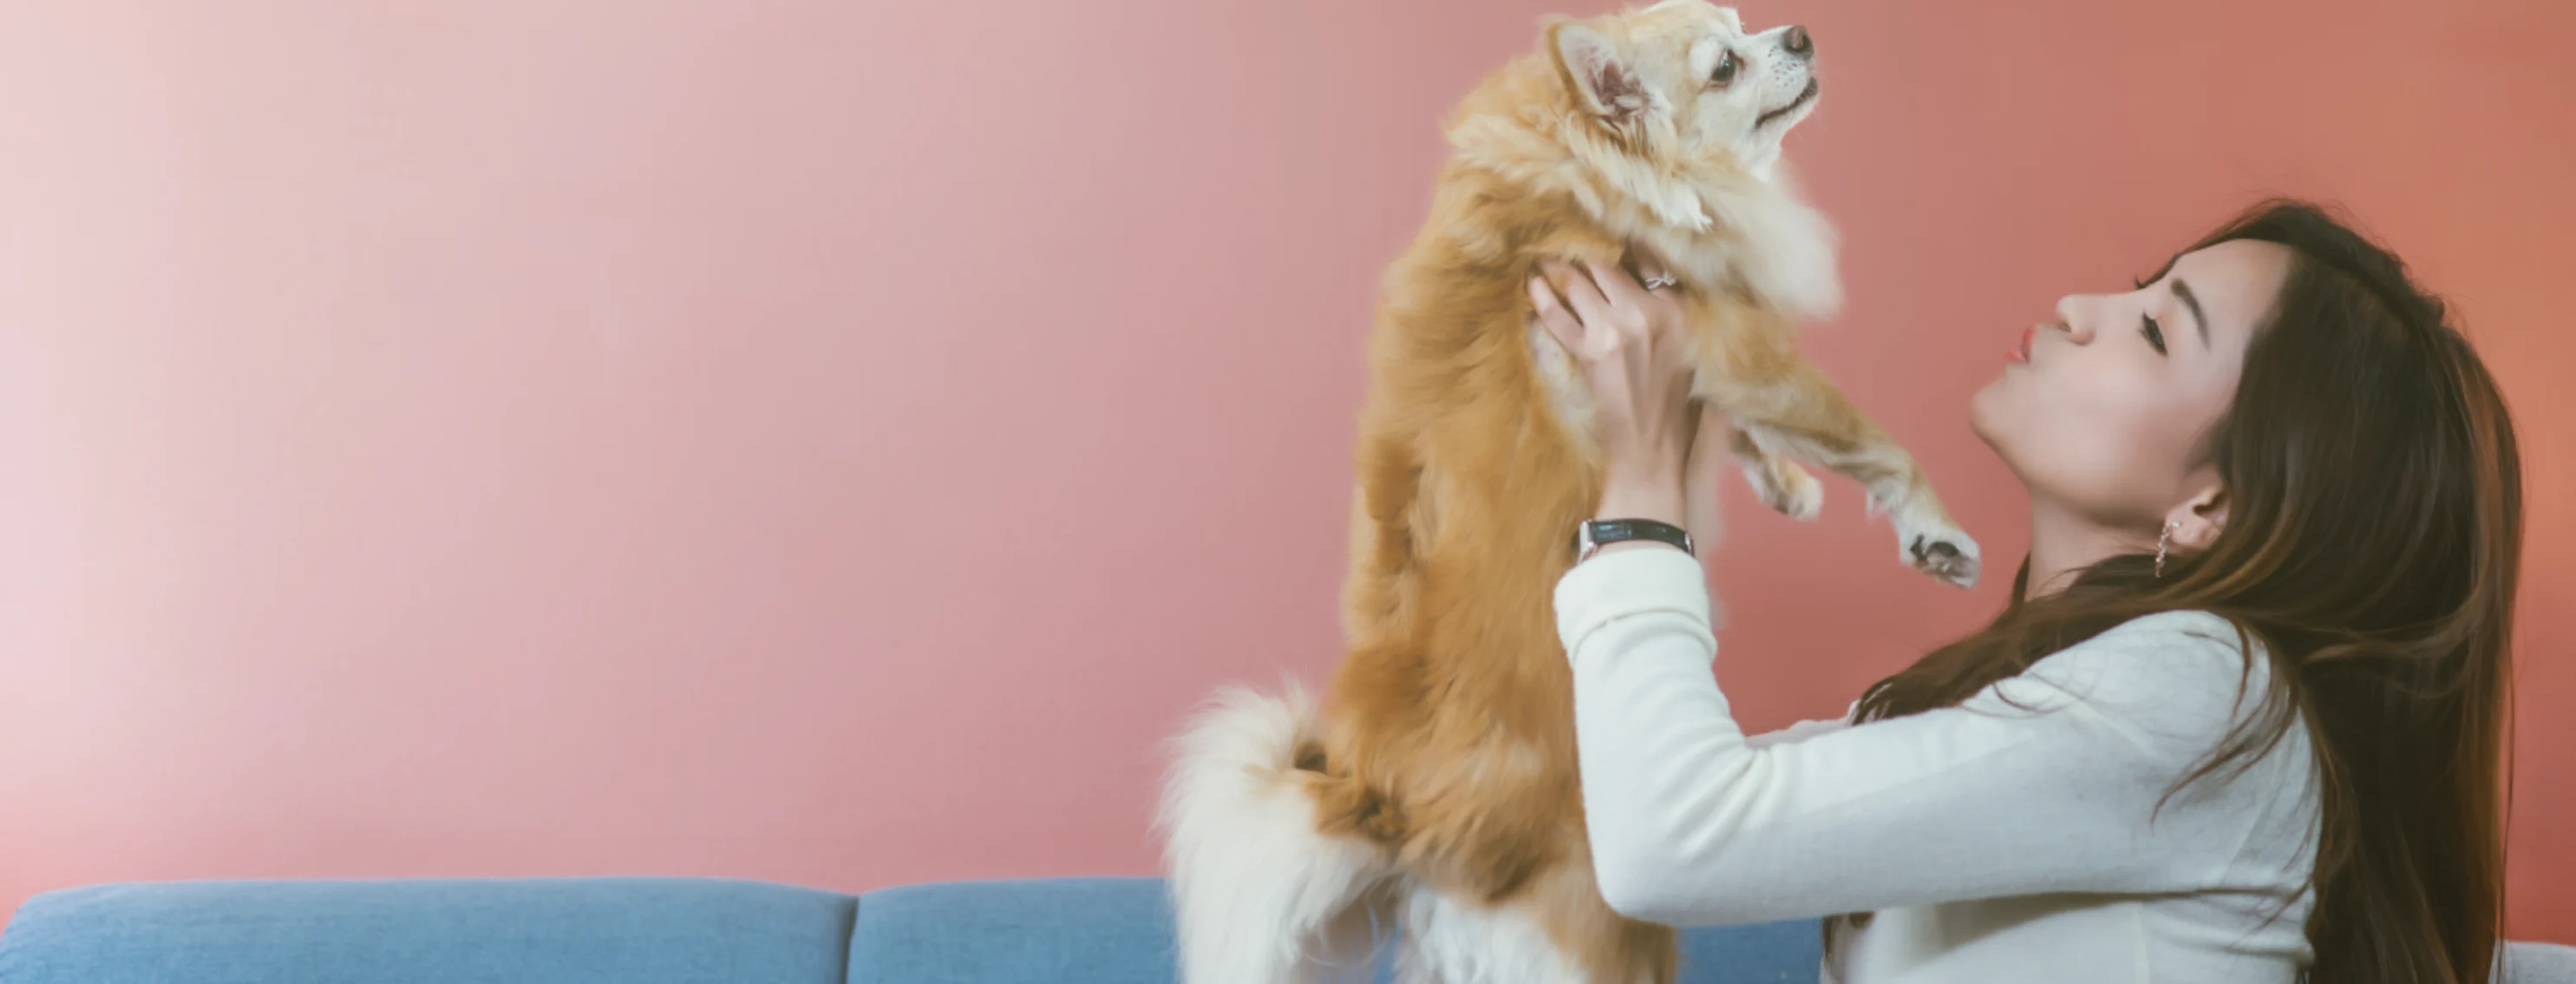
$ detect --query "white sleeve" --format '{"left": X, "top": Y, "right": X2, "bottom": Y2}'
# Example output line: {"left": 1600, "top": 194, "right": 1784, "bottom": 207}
{"left": 1742, "top": 702, "right": 1856, "bottom": 751}
{"left": 1555, "top": 548, "right": 2288, "bottom": 928}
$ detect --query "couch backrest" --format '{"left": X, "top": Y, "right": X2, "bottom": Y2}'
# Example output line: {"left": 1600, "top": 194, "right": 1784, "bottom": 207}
{"left": 846, "top": 878, "right": 1192, "bottom": 983}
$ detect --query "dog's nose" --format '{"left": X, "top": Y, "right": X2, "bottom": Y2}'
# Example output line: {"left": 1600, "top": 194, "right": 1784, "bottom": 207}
{"left": 1783, "top": 25, "right": 1814, "bottom": 59}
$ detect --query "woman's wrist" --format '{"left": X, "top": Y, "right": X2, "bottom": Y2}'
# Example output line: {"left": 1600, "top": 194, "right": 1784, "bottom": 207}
{"left": 1596, "top": 467, "right": 1689, "bottom": 531}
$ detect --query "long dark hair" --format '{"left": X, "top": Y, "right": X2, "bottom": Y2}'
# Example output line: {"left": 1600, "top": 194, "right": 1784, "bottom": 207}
{"left": 1827, "top": 199, "right": 2521, "bottom": 984}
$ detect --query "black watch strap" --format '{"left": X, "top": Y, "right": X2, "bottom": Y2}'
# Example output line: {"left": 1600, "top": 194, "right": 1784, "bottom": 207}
{"left": 1574, "top": 518, "right": 1694, "bottom": 561}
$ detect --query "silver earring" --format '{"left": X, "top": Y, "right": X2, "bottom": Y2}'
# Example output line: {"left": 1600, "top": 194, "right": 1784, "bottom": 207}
{"left": 2154, "top": 520, "right": 2179, "bottom": 577}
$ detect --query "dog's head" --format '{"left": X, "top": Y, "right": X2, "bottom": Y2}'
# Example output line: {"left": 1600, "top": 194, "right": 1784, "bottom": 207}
{"left": 1548, "top": 2, "right": 1820, "bottom": 183}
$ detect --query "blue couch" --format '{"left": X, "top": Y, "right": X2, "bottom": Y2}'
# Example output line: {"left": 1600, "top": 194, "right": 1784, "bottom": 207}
{"left": 3, "top": 876, "right": 2568, "bottom": 983}
{"left": 0, "top": 876, "right": 1823, "bottom": 983}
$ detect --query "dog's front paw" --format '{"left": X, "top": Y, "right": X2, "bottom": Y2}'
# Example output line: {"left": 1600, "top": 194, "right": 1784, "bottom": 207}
{"left": 1899, "top": 521, "right": 1980, "bottom": 589}
{"left": 1743, "top": 458, "right": 1824, "bottom": 522}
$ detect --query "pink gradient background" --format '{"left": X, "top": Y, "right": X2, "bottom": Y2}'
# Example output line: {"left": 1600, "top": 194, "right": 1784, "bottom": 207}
{"left": 3, "top": 0, "right": 2570, "bottom": 942}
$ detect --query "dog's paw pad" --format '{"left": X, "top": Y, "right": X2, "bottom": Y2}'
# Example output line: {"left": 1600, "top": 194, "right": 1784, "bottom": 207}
{"left": 1904, "top": 531, "right": 1980, "bottom": 588}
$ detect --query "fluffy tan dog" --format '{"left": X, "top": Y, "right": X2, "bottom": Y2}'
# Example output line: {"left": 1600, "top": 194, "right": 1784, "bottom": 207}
{"left": 1161, "top": 3, "right": 1977, "bottom": 981}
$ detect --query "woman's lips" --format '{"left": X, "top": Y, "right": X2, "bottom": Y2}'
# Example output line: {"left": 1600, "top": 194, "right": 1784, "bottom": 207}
{"left": 2010, "top": 325, "right": 2034, "bottom": 364}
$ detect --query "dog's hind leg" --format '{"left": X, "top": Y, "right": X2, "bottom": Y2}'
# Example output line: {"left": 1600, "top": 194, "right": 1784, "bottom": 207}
{"left": 1394, "top": 884, "right": 1586, "bottom": 984}
{"left": 1393, "top": 864, "right": 1676, "bottom": 984}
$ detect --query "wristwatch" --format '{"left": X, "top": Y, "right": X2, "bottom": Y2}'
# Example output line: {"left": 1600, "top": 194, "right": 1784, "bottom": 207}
{"left": 1573, "top": 518, "right": 1694, "bottom": 563}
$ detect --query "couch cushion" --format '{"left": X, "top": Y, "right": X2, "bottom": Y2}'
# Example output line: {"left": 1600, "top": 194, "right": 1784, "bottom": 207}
{"left": 847, "top": 877, "right": 1194, "bottom": 984}
{"left": 843, "top": 876, "right": 1822, "bottom": 984}
{"left": 0, "top": 876, "right": 854, "bottom": 984}
{"left": 1678, "top": 917, "right": 1822, "bottom": 983}
{"left": 2504, "top": 941, "right": 2576, "bottom": 984}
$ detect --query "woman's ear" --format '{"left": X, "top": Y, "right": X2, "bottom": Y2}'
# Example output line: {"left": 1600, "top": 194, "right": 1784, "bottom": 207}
{"left": 2165, "top": 485, "right": 2229, "bottom": 552}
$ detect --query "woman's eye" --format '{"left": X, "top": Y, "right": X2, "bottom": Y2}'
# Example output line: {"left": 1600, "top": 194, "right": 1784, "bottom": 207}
{"left": 2141, "top": 313, "right": 2167, "bottom": 354}
{"left": 1711, "top": 50, "right": 1738, "bottom": 86}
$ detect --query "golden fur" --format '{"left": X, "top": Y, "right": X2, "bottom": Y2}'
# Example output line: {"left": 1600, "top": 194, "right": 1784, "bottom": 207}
{"left": 1164, "top": 4, "right": 1975, "bottom": 981}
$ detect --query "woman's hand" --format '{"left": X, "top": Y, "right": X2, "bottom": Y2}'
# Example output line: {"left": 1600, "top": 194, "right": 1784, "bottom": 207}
{"left": 1527, "top": 255, "right": 1705, "bottom": 543}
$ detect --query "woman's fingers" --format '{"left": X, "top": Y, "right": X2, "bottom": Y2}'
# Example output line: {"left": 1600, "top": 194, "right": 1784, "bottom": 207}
{"left": 1595, "top": 254, "right": 1695, "bottom": 377}
{"left": 1584, "top": 258, "right": 1648, "bottom": 315}
{"left": 1534, "top": 261, "right": 1618, "bottom": 356}
{"left": 1533, "top": 255, "right": 1685, "bottom": 366}
{"left": 1527, "top": 272, "right": 1587, "bottom": 353}
{"left": 1552, "top": 261, "right": 1619, "bottom": 340}
{"left": 1581, "top": 259, "right": 1675, "bottom": 358}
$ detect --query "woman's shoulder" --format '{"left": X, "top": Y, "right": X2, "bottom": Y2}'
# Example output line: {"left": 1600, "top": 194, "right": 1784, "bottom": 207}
{"left": 2075, "top": 607, "right": 2243, "bottom": 644}
{"left": 1988, "top": 609, "right": 2282, "bottom": 751}
{"left": 2056, "top": 608, "right": 2264, "bottom": 675}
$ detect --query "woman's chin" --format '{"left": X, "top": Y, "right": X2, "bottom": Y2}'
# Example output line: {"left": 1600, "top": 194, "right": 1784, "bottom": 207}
{"left": 1968, "top": 380, "right": 2006, "bottom": 447}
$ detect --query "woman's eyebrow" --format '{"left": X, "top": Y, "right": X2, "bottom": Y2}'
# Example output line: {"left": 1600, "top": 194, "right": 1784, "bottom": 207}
{"left": 2171, "top": 279, "right": 2211, "bottom": 348}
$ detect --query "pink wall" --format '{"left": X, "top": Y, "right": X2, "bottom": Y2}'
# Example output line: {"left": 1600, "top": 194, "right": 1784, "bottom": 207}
{"left": 3, "top": 0, "right": 2569, "bottom": 944}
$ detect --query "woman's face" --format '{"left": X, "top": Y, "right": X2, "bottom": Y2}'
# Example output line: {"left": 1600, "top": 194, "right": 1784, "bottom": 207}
{"left": 1971, "top": 239, "right": 2294, "bottom": 529}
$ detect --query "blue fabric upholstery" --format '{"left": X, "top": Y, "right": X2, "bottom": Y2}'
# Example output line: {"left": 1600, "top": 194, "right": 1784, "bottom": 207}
{"left": 845, "top": 876, "right": 1821, "bottom": 984}
{"left": 16, "top": 874, "right": 2557, "bottom": 983}
{"left": 2503, "top": 941, "right": 2576, "bottom": 984}
{"left": 1677, "top": 916, "right": 1824, "bottom": 983}
{"left": 0, "top": 877, "right": 855, "bottom": 984}
{"left": 0, "top": 875, "right": 1823, "bottom": 984}
{"left": 847, "top": 877, "right": 1191, "bottom": 983}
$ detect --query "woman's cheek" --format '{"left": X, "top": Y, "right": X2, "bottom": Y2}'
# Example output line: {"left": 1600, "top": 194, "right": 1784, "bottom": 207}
{"left": 2098, "top": 384, "right": 2207, "bottom": 502}
{"left": 2026, "top": 374, "right": 2155, "bottom": 514}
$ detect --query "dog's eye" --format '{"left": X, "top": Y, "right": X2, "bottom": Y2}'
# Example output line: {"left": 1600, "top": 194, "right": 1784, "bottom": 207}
{"left": 1710, "top": 50, "right": 1738, "bottom": 87}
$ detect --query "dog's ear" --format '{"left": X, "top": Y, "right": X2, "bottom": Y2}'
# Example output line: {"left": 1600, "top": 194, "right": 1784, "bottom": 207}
{"left": 1550, "top": 23, "right": 1650, "bottom": 128}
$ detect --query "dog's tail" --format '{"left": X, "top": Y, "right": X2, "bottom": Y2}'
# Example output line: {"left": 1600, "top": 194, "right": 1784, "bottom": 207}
{"left": 1156, "top": 682, "right": 1390, "bottom": 984}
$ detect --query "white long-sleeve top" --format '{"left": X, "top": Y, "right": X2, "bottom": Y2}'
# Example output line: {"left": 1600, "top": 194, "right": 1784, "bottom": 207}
{"left": 1556, "top": 548, "right": 2321, "bottom": 984}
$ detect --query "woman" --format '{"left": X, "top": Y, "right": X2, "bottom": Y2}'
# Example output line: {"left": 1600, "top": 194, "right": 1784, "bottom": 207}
{"left": 1525, "top": 199, "right": 2520, "bottom": 984}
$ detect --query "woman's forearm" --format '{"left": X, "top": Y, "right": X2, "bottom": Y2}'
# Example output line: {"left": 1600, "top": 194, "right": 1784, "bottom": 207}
{"left": 1590, "top": 403, "right": 1728, "bottom": 559}
{"left": 1682, "top": 403, "right": 1731, "bottom": 553}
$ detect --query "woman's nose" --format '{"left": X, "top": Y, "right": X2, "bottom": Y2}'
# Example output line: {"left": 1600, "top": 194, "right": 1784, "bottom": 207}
{"left": 2051, "top": 296, "right": 2096, "bottom": 344}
